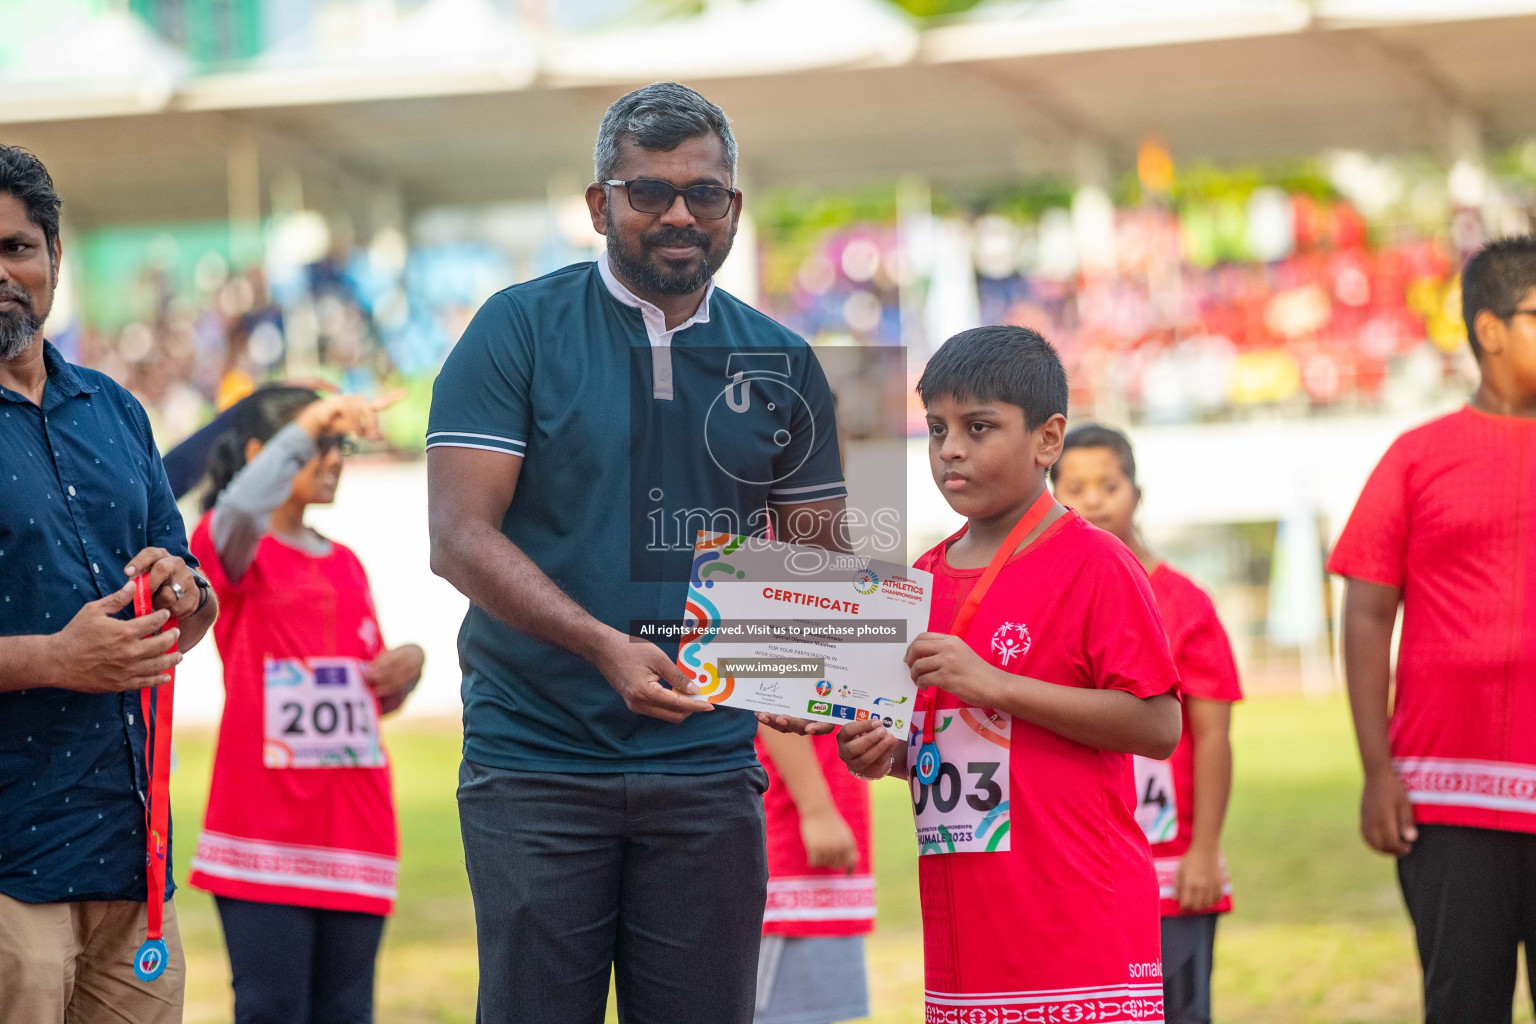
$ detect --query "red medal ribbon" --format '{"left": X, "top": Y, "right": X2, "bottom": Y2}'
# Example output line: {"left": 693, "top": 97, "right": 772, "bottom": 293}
{"left": 917, "top": 487, "right": 1057, "bottom": 749}
{"left": 132, "top": 576, "right": 176, "bottom": 982}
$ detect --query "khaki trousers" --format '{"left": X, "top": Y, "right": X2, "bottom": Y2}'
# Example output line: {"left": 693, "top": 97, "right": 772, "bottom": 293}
{"left": 0, "top": 892, "right": 184, "bottom": 1024}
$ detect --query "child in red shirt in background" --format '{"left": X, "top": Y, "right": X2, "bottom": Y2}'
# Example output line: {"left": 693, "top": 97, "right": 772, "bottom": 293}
{"left": 187, "top": 386, "right": 423, "bottom": 1024}
{"left": 1329, "top": 237, "right": 1536, "bottom": 1022}
{"left": 1053, "top": 424, "right": 1242, "bottom": 1024}
{"left": 753, "top": 728, "right": 873, "bottom": 1024}
{"left": 836, "top": 325, "right": 1182, "bottom": 1024}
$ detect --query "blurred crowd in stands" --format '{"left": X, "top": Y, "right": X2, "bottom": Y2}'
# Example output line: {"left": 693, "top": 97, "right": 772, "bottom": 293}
{"left": 62, "top": 158, "right": 1509, "bottom": 451}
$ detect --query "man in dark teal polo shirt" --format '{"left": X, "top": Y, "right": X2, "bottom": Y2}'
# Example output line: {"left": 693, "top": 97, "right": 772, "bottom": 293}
{"left": 427, "top": 83, "right": 848, "bottom": 1023}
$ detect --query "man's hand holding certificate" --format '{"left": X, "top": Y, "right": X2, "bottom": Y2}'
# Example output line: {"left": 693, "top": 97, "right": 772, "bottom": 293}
{"left": 671, "top": 533, "right": 931, "bottom": 729}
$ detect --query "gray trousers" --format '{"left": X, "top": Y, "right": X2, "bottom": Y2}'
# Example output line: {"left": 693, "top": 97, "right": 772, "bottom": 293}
{"left": 458, "top": 760, "right": 770, "bottom": 1024}
{"left": 1161, "top": 913, "right": 1218, "bottom": 1024}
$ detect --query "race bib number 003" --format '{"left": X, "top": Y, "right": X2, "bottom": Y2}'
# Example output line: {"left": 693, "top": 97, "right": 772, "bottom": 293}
{"left": 1132, "top": 755, "right": 1178, "bottom": 844}
{"left": 908, "top": 708, "right": 1011, "bottom": 855}
{"left": 264, "top": 657, "right": 385, "bottom": 769}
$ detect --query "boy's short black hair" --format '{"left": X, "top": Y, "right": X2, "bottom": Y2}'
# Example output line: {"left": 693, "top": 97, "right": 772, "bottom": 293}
{"left": 0, "top": 145, "right": 61, "bottom": 262}
{"left": 1461, "top": 236, "right": 1536, "bottom": 359}
{"left": 1050, "top": 423, "right": 1137, "bottom": 487}
{"left": 916, "top": 325, "right": 1068, "bottom": 430}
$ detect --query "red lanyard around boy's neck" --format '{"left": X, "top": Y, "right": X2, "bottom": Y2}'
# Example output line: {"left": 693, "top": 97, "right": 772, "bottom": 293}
{"left": 132, "top": 576, "right": 176, "bottom": 983}
{"left": 915, "top": 487, "right": 1056, "bottom": 766}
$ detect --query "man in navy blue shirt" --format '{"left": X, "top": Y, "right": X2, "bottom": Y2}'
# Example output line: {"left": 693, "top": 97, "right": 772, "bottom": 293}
{"left": 429, "top": 84, "right": 848, "bottom": 1023}
{"left": 0, "top": 146, "right": 218, "bottom": 1023}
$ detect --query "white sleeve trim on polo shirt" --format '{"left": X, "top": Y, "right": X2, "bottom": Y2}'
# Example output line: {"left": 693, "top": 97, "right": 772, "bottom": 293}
{"left": 767, "top": 480, "right": 849, "bottom": 505}
{"left": 425, "top": 430, "right": 528, "bottom": 456}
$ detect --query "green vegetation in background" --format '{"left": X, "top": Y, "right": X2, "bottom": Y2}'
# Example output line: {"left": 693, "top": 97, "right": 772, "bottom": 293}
{"left": 756, "top": 185, "right": 899, "bottom": 297}
{"left": 168, "top": 697, "right": 1535, "bottom": 1023}
{"left": 957, "top": 178, "right": 1076, "bottom": 221}
{"left": 757, "top": 160, "right": 1336, "bottom": 249}
{"left": 636, "top": 0, "right": 987, "bottom": 19}
{"left": 77, "top": 221, "right": 236, "bottom": 332}
{"left": 1485, "top": 138, "right": 1536, "bottom": 188}
{"left": 1134, "top": 159, "right": 1336, "bottom": 209}
{"left": 379, "top": 373, "right": 435, "bottom": 452}
{"left": 130, "top": 0, "right": 262, "bottom": 66}
{"left": 757, "top": 185, "right": 901, "bottom": 242}
{"left": 886, "top": 0, "right": 987, "bottom": 18}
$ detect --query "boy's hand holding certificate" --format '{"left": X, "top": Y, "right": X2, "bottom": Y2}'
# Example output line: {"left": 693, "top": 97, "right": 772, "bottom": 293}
{"left": 670, "top": 533, "right": 931, "bottom": 727}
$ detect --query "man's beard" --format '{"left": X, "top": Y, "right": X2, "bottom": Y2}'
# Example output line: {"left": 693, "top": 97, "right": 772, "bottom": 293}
{"left": 0, "top": 285, "right": 41, "bottom": 362}
{"left": 606, "top": 212, "right": 734, "bottom": 297}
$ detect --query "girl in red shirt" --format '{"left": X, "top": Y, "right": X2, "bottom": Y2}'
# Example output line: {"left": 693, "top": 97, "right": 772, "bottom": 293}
{"left": 186, "top": 386, "right": 421, "bottom": 1024}
{"left": 1052, "top": 424, "right": 1242, "bottom": 1024}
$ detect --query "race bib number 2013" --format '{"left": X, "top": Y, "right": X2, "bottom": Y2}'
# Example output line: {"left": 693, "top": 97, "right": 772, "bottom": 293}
{"left": 264, "top": 657, "right": 385, "bottom": 769}
{"left": 908, "top": 708, "right": 1011, "bottom": 855}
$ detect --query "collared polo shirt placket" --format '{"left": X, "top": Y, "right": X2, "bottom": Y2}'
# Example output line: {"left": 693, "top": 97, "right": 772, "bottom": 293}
{"left": 0, "top": 342, "right": 192, "bottom": 903}
{"left": 596, "top": 250, "right": 715, "bottom": 401}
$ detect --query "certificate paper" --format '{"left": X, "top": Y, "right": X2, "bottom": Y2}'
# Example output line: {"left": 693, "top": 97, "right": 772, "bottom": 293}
{"left": 669, "top": 533, "right": 931, "bottom": 727}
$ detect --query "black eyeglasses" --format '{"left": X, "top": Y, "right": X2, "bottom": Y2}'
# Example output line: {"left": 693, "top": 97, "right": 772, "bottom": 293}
{"left": 602, "top": 178, "right": 739, "bottom": 220}
{"left": 316, "top": 434, "right": 359, "bottom": 458}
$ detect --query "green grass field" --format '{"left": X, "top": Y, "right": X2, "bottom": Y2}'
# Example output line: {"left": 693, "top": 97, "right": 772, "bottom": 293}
{"left": 168, "top": 697, "right": 1536, "bottom": 1023}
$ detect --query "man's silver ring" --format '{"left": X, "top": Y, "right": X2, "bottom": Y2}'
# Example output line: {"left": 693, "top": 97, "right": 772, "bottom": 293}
{"left": 169, "top": 582, "right": 185, "bottom": 600}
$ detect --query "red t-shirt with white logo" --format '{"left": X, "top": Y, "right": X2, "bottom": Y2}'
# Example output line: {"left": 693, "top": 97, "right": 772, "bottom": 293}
{"left": 187, "top": 512, "right": 399, "bottom": 916}
{"left": 912, "top": 511, "right": 1179, "bottom": 1023}
{"left": 1145, "top": 564, "right": 1243, "bottom": 917}
{"left": 1328, "top": 407, "right": 1536, "bottom": 835}
{"left": 758, "top": 732, "right": 875, "bottom": 938}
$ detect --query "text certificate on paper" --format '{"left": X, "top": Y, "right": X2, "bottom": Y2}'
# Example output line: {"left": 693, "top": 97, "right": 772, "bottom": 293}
{"left": 664, "top": 533, "right": 931, "bottom": 727}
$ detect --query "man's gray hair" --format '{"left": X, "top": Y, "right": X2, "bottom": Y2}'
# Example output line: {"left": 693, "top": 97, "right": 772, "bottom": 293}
{"left": 593, "top": 82, "right": 738, "bottom": 183}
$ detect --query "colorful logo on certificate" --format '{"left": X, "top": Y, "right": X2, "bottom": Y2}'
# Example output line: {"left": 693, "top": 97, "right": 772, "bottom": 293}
{"left": 856, "top": 709, "right": 870, "bottom": 721}
{"left": 815, "top": 680, "right": 832, "bottom": 696}
{"left": 808, "top": 700, "right": 831, "bottom": 715}
{"left": 678, "top": 547, "right": 740, "bottom": 704}
{"left": 853, "top": 568, "right": 880, "bottom": 595}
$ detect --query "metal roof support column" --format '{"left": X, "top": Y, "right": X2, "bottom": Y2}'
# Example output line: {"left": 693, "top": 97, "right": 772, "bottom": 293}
{"left": 1071, "top": 138, "right": 1116, "bottom": 277}
{"left": 226, "top": 127, "right": 262, "bottom": 269}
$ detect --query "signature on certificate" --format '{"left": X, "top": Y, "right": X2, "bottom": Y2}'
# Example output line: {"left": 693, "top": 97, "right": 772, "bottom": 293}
{"left": 756, "top": 679, "right": 783, "bottom": 696}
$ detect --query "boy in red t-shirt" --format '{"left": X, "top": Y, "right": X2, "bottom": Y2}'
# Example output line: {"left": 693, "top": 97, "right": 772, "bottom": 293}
{"left": 1330, "top": 236, "right": 1536, "bottom": 1021}
{"left": 1053, "top": 424, "right": 1243, "bottom": 1024}
{"left": 836, "top": 325, "right": 1182, "bottom": 1023}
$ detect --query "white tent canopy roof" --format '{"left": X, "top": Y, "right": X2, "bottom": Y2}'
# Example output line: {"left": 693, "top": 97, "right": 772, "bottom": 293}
{"left": 543, "top": 0, "right": 918, "bottom": 83}
{"left": 183, "top": 0, "right": 538, "bottom": 110}
{"left": 1316, "top": 0, "right": 1536, "bottom": 22}
{"left": 0, "top": 9, "right": 190, "bottom": 122}
{"left": 5, "top": 0, "right": 1536, "bottom": 226}
{"left": 924, "top": 0, "right": 1311, "bottom": 61}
